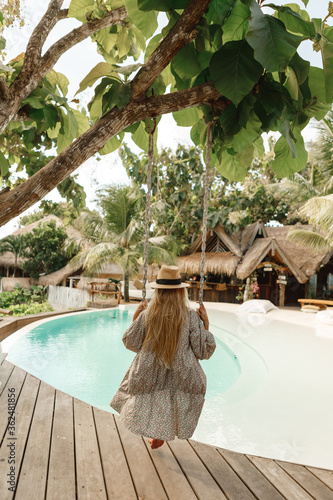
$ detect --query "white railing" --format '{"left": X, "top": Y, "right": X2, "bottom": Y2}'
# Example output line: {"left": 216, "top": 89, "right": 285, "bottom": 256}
{"left": 47, "top": 285, "right": 91, "bottom": 309}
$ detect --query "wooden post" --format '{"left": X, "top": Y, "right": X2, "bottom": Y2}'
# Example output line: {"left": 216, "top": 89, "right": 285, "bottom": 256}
{"left": 279, "top": 283, "right": 286, "bottom": 307}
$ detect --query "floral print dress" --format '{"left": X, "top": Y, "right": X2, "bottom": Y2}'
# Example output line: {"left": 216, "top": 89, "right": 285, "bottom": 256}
{"left": 110, "top": 308, "right": 216, "bottom": 441}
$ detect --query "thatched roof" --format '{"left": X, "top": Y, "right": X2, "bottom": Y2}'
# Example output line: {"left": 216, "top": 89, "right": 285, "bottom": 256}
{"left": 38, "top": 263, "right": 80, "bottom": 287}
{"left": 188, "top": 225, "right": 242, "bottom": 257}
{"left": 0, "top": 215, "right": 85, "bottom": 269}
{"left": 234, "top": 219, "right": 268, "bottom": 253}
{"left": 265, "top": 225, "right": 330, "bottom": 278}
{"left": 178, "top": 252, "right": 240, "bottom": 276}
{"left": 236, "top": 237, "right": 308, "bottom": 283}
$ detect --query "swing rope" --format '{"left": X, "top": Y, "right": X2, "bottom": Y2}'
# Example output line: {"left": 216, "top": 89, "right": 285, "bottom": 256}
{"left": 142, "top": 118, "right": 156, "bottom": 302}
{"left": 198, "top": 119, "right": 214, "bottom": 306}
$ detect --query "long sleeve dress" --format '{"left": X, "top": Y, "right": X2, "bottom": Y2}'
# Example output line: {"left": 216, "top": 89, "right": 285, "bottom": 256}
{"left": 110, "top": 308, "right": 216, "bottom": 441}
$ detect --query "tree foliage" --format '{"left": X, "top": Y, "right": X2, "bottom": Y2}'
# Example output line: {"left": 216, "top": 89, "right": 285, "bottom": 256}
{"left": 21, "top": 220, "right": 68, "bottom": 278}
{"left": 0, "top": 0, "right": 333, "bottom": 227}
{"left": 121, "top": 143, "right": 299, "bottom": 247}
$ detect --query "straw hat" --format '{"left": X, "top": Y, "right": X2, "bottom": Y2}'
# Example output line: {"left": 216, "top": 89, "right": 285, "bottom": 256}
{"left": 150, "top": 265, "right": 189, "bottom": 289}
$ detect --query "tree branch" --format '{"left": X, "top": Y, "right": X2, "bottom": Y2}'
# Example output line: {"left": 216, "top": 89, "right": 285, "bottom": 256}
{"left": 40, "top": 6, "right": 128, "bottom": 78}
{"left": 1, "top": 5, "right": 128, "bottom": 135}
{"left": 0, "top": 81, "right": 224, "bottom": 227}
{"left": 22, "top": 0, "right": 65, "bottom": 74}
{"left": 131, "top": 0, "right": 212, "bottom": 100}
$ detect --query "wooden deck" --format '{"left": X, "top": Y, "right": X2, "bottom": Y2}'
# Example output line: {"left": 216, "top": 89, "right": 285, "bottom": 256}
{"left": 1, "top": 359, "right": 333, "bottom": 500}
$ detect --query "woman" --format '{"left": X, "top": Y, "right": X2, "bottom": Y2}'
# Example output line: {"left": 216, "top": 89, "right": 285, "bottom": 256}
{"left": 110, "top": 265, "right": 216, "bottom": 449}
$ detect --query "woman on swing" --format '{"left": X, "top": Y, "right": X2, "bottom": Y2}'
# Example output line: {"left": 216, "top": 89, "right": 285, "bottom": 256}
{"left": 110, "top": 265, "right": 216, "bottom": 449}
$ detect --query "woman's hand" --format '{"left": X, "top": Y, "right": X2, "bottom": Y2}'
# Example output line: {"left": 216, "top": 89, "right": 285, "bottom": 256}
{"left": 133, "top": 300, "right": 148, "bottom": 321}
{"left": 196, "top": 303, "right": 209, "bottom": 330}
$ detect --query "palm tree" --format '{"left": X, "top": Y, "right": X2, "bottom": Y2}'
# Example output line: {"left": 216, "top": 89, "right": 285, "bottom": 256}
{"left": 69, "top": 185, "right": 176, "bottom": 302}
{"left": 287, "top": 194, "right": 333, "bottom": 253}
{"left": 0, "top": 234, "right": 26, "bottom": 277}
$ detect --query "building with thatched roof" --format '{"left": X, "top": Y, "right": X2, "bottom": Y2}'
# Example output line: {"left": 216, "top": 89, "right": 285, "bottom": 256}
{"left": 178, "top": 220, "right": 333, "bottom": 306}
{"left": 0, "top": 215, "right": 86, "bottom": 280}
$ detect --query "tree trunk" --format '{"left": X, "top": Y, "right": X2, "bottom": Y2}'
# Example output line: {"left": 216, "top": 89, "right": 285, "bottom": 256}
{"left": 124, "top": 272, "right": 130, "bottom": 303}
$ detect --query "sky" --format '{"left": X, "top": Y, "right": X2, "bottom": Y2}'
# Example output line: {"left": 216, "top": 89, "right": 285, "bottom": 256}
{"left": 0, "top": 0, "right": 331, "bottom": 238}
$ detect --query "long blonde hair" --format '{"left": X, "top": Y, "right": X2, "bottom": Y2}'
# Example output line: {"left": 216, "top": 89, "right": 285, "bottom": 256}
{"left": 143, "top": 288, "right": 189, "bottom": 368}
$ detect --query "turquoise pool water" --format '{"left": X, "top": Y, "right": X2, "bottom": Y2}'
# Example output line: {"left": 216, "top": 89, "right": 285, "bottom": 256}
{"left": 4, "top": 307, "right": 241, "bottom": 411}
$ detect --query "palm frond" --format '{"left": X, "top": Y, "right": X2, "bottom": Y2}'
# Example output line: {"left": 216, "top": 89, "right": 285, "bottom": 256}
{"left": 81, "top": 242, "right": 118, "bottom": 274}
{"left": 300, "top": 195, "right": 333, "bottom": 231}
{"left": 287, "top": 228, "right": 331, "bottom": 253}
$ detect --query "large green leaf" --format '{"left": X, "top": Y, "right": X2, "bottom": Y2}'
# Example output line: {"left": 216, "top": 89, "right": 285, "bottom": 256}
{"left": 68, "top": 0, "right": 95, "bottom": 22}
{"left": 205, "top": 0, "right": 236, "bottom": 25}
{"left": 284, "top": 66, "right": 299, "bottom": 100}
{"left": 225, "top": 108, "right": 262, "bottom": 152}
{"left": 190, "top": 120, "right": 207, "bottom": 146}
{"left": 288, "top": 52, "right": 310, "bottom": 85}
{"left": 246, "top": 0, "right": 302, "bottom": 72}
{"left": 72, "top": 109, "right": 90, "bottom": 135}
{"left": 222, "top": 0, "right": 250, "bottom": 43}
{"left": 210, "top": 40, "right": 263, "bottom": 106}
{"left": 173, "top": 107, "right": 199, "bottom": 127}
{"left": 215, "top": 149, "right": 248, "bottom": 181}
{"left": 171, "top": 43, "right": 201, "bottom": 80}
{"left": 46, "top": 70, "right": 69, "bottom": 95}
{"left": 99, "top": 132, "right": 124, "bottom": 155}
{"left": 76, "top": 62, "right": 121, "bottom": 94}
{"left": 43, "top": 105, "right": 59, "bottom": 130}
{"left": 274, "top": 4, "right": 316, "bottom": 38}
{"left": 102, "top": 82, "right": 131, "bottom": 114}
{"left": 137, "top": 0, "right": 187, "bottom": 11}
{"left": 95, "top": 27, "right": 119, "bottom": 53}
{"left": 271, "top": 130, "right": 307, "bottom": 177}
{"left": 125, "top": 0, "right": 158, "bottom": 39}
{"left": 320, "top": 28, "right": 333, "bottom": 103}
{"left": 131, "top": 122, "right": 157, "bottom": 152}
{"left": 0, "top": 151, "right": 9, "bottom": 177}
{"left": 307, "top": 66, "right": 327, "bottom": 103}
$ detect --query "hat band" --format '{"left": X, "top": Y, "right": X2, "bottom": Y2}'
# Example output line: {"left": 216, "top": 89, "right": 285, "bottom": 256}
{"left": 156, "top": 278, "right": 181, "bottom": 285}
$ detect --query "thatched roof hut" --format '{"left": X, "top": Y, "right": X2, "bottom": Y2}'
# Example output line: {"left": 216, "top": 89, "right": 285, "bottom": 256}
{"left": 265, "top": 225, "right": 330, "bottom": 279}
{"left": 180, "top": 221, "right": 332, "bottom": 285}
{"left": 236, "top": 237, "right": 308, "bottom": 283}
{"left": 0, "top": 215, "right": 85, "bottom": 272}
{"left": 178, "top": 251, "right": 240, "bottom": 276}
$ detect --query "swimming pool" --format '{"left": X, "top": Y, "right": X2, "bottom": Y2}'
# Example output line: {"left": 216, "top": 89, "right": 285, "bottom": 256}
{"left": 2, "top": 304, "right": 333, "bottom": 470}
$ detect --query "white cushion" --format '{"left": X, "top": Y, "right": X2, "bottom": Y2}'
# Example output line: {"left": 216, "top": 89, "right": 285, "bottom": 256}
{"left": 236, "top": 299, "right": 278, "bottom": 314}
{"left": 316, "top": 309, "right": 333, "bottom": 326}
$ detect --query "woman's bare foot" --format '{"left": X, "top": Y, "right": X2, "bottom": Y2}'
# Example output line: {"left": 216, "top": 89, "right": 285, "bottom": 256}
{"left": 148, "top": 438, "right": 164, "bottom": 449}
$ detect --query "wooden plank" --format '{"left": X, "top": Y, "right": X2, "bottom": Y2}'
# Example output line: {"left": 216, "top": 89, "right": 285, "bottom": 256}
{"left": 219, "top": 449, "right": 284, "bottom": 500}
{"left": 0, "top": 365, "right": 26, "bottom": 441}
{"left": 93, "top": 409, "right": 137, "bottom": 500}
{"left": 306, "top": 467, "right": 333, "bottom": 491}
{"left": 169, "top": 439, "right": 227, "bottom": 500}
{"left": 144, "top": 437, "right": 197, "bottom": 500}
{"left": 0, "top": 373, "right": 40, "bottom": 500}
{"left": 74, "top": 398, "right": 107, "bottom": 500}
{"left": 190, "top": 440, "right": 256, "bottom": 500}
{"left": 115, "top": 417, "right": 167, "bottom": 500}
{"left": 247, "top": 455, "right": 313, "bottom": 500}
{"left": 47, "top": 391, "right": 76, "bottom": 500}
{"left": 0, "top": 359, "right": 14, "bottom": 396}
{"left": 278, "top": 461, "right": 333, "bottom": 500}
{"left": 298, "top": 299, "right": 333, "bottom": 306}
{"left": 15, "top": 381, "right": 55, "bottom": 500}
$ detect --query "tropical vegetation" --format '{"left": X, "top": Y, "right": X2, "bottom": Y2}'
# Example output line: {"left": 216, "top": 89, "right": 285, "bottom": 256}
{"left": 0, "top": 283, "right": 53, "bottom": 317}
{"left": 69, "top": 184, "right": 175, "bottom": 301}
